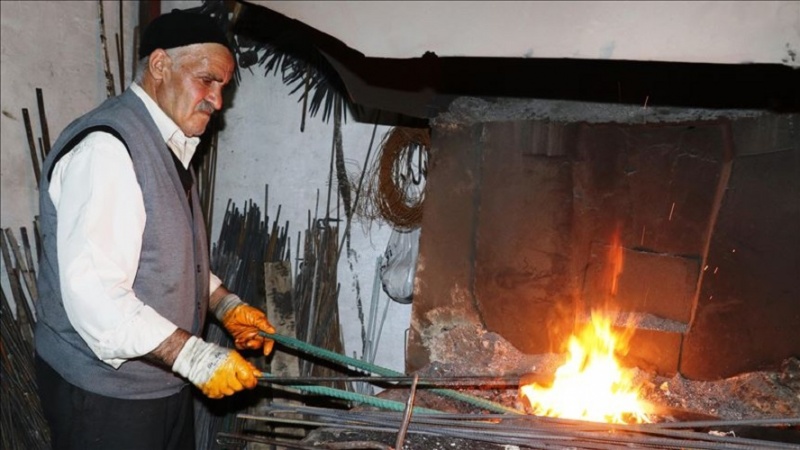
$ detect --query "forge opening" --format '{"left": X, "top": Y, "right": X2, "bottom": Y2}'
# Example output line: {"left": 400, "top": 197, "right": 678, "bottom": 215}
{"left": 401, "top": 96, "right": 799, "bottom": 423}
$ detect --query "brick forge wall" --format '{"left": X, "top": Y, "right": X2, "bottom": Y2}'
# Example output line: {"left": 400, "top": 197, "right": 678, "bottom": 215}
{"left": 408, "top": 112, "right": 799, "bottom": 381}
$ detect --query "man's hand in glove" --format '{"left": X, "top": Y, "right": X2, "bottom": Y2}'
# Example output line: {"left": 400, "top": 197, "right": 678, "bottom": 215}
{"left": 213, "top": 293, "right": 276, "bottom": 355}
{"left": 172, "top": 336, "right": 261, "bottom": 399}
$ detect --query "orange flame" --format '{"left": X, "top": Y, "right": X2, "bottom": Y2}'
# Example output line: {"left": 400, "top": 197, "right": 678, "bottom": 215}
{"left": 519, "top": 229, "right": 651, "bottom": 424}
{"left": 519, "top": 311, "right": 651, "bottom": 423}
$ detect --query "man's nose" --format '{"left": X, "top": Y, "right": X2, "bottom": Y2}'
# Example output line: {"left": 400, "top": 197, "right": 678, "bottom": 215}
{"left": 207, "top": 87, "right": 223, "bottom": 110}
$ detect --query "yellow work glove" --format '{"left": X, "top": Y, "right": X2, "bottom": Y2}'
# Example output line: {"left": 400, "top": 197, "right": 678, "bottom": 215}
{"left": 214, "top": 293, "right": 276, "bottom": 355}
{"left": 172, "top": 336, "right": 261, "bottom": 399}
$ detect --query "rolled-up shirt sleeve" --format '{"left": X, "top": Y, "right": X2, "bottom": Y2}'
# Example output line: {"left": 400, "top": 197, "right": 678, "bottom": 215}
{"left": 50, "top": 131, "right": 177, "bottom": 369}
{"left": 209, "top": 272, "right": 222, "bottom": 294}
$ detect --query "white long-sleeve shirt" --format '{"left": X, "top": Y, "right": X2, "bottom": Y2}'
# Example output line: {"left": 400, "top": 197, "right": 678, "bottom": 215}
{"left": 49, "top": 83, "right": 222, "bottom": 369}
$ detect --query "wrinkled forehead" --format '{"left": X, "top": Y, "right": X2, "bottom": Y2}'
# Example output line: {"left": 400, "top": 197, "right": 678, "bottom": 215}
{"left": 176, "top": 43, "right": 235, "bottom": 80}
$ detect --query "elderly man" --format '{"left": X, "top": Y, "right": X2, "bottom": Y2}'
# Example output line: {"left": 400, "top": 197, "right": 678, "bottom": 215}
{"left": 34, "top": 9, "right": 274, "bottom": 450}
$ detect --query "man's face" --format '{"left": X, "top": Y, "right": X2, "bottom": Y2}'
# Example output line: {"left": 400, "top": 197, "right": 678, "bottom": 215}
{"left": 157, "top": 43, "right": 235, "bottom": 137}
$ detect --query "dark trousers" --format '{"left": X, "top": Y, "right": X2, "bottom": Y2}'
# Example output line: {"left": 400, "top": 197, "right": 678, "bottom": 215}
{"left": 36, "top": 355, "right": 195, "bottom": 450}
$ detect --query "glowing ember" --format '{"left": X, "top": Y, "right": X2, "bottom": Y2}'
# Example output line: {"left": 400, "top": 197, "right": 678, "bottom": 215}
{"left": 520, "top": 231, "right": 651, "bottom": 424}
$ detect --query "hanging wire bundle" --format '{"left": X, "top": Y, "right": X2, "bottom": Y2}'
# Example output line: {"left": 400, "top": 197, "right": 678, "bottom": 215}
{"left": 359, "top": 127, "right": 430, "bottom": 231}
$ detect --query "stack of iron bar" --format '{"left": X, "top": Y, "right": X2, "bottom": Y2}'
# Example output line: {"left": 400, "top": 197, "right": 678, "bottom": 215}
{"left": 222, "top": 404, "right": 800, "bottom": 450}
{"left": 195, "top": 194, "right": 291, "bottom": 450}
{"left": 1, "top": 288, "right": 50, "bottom": 449}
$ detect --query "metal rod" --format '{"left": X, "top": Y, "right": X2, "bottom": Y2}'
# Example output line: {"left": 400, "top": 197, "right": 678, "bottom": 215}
{"left": 116, "top": 0, "right": 124, "bottom": 89}
{"left": 35, "top": 88, "right": 51, "bottom": 156}
{"left": 369, "top": 285, "right": 391, "bottom": 364}
{"left": 253, "top": 403, "right": 800, "bottom": 450}
{"left": 20, "top": 227, "right": 38, "bottom": 305}
{"left": 336, "top": 113, "right": 380, "bottom": 265}
{"left": 21, "top": 108, "right": 40, "bottom": 185}
{"left": 97, "top": 0, "right": 116, "bottom": 98}
{"left": 258, "top": 374, "right": 523, "bottom": 387}
{"left": 395, "top": 374, "right": 418, "bottom": 449}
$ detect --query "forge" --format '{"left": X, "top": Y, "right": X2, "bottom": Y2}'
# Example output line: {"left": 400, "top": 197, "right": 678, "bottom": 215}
{"left": 408, "top": 96, "right": 799, "bottom": 380}
{"left": 386, "top": 94, "right": 800, "bottom": 425}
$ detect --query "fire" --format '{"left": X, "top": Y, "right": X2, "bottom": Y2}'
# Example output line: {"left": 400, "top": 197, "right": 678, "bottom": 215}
{"left": 520, "top": 231, "right": 651, "bottom": 424}
{"left": 520, "top": 311, "right": 651, "bottom": 423}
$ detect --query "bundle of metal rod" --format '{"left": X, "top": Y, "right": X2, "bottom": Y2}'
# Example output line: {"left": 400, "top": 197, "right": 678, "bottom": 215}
{"left": 195, "top": 195, "right": 293, "bottom": 450}
{"left": 1, "top": 227, "right": 38, "bottom": 349}
{"left": 1, "top": 99, "right": 49, "bottom": 447}
{"left": 234, "top": 404, "right": 800, "bottom": 450}
{"left": 211, "top": 195, "right": 290, "bottom": 303}
{"left": 293, "top": 194, "right": 348, "bottom": 391}
{"left": 1, "top": 289, "right": 50, "bottom": 449}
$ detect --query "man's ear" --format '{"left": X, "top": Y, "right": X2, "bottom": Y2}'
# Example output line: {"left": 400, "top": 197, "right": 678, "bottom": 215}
{"left": 147, "top": 49, "right": 171, "bottom": 81}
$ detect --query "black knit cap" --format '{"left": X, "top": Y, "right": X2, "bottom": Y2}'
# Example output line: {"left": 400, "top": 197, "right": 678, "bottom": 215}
{"left": 138, "top": 9, "right": 231, "bottom": 59}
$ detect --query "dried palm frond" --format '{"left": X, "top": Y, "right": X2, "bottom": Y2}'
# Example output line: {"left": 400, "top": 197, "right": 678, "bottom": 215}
{"left": 198, "top": 0, "right": 357, "bottom": 127}
{"left": 248, "top": 16, "right": 354, "bottom": 127}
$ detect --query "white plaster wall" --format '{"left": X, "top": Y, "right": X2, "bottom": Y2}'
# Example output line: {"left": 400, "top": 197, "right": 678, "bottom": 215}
{"left": 0, "top": 0, "right": 137, "bottom": 316}
{"left": 258, "top": 1, "right": 800, "bottom": 67}
{"left": 1, "top": 0, "right": 137, "bottom": 232}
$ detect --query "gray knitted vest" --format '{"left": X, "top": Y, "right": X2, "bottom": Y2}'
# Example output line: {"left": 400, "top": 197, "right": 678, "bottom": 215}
{"left": 35, "top": 89, "right": 210, "bottom": 399}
